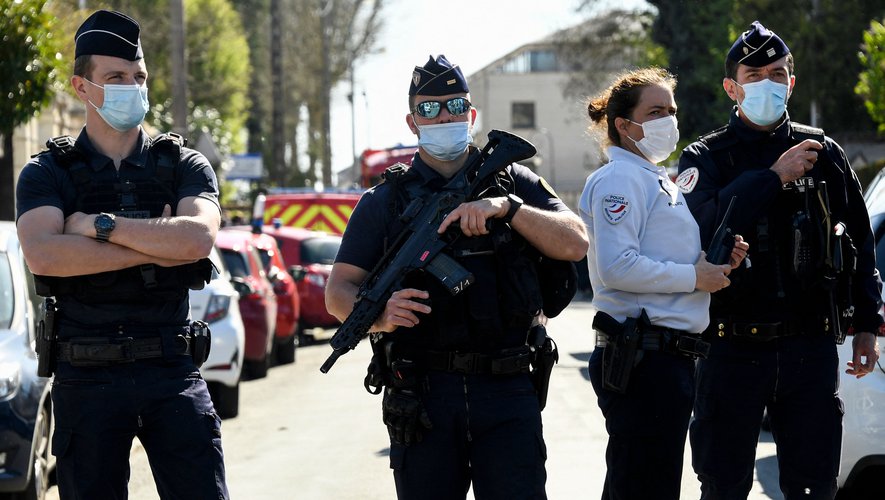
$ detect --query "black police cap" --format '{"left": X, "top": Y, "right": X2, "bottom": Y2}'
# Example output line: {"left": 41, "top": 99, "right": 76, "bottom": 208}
{"left": 75, "top": 10, "right": 143, "bottom": 61}
{"left": 409, "top": 54, "right": 469, "bottom": 96}
{"left": 727, "top": 21, "right": 790, "bottom": 68}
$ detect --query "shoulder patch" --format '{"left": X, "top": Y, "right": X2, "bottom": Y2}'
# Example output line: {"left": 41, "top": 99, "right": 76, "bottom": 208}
{"left": 602, "top": 194, "right": 630, "bottom": 224}
{"left": 675, "top": 167, "right": 699, "bottom": 194}
{"left": 539, "top": 177, "right": 557, "bottom": 198}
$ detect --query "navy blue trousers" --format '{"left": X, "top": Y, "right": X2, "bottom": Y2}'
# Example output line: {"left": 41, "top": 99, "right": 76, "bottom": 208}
{"left": 389, "top": 371, "right": 546, "bottom": 500}
{"left": 690, "top": 335, "right": 842, "bottom": 500}
{"left": 588, "top": 347, "right": 695, "bottom": 500}
{"left": 51, "top": 356, "right": 229, "bottom": 500}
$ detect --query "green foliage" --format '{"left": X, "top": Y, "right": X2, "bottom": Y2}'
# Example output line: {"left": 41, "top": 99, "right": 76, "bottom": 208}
{"left": 856, "top": 19, "right": 885, "bottom": 134}
{"left": 0, "top": 0, "right": 63, "bottom": 133}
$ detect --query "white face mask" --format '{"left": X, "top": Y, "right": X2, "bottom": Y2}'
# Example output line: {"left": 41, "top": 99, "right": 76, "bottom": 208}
{"left": 626, "top": 115, "right": 680, "bottom": 164}
{"left": 416, "top": 121, "right": 471, "bottom": 161}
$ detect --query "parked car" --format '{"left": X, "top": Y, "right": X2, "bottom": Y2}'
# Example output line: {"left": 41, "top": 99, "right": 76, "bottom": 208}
{"left": 189, "top": 245, "right": 245, "bottom": 419}
{"left": 215, "top": 229, "right": 277, "bottom": 380}
{"left": 0, "top": 221, "right": 54, "bottom": 500}
{"left": 257, "top": 225, "right": 342, "bottom": 340}
{"left": 834, "top": 171, "right": 885, "bottom": 498}
{"left": 226, "top": 227, "right": 300, "bottom": 365}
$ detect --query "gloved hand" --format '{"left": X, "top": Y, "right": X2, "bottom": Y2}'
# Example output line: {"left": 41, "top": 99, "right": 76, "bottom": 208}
{"left": 382, "top": 387, "right": 432, "bottom": 446}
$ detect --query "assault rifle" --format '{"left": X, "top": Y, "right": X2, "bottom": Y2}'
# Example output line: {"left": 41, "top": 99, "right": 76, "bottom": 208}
{"left": 320, "top": 130, "right": 537, "bottom": 373}
{"left": 707, "top": 195, "right": 737, "bottom": 265}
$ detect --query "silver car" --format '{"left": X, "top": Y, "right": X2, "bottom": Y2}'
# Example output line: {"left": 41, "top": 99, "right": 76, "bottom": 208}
{"left": 189, "top": 246, "right": 246, "bottom": 419}
{"left": 0, "top": 221, "right": 54, "bottom": 499}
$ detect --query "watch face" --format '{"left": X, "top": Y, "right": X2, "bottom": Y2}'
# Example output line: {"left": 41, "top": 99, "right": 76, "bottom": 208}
{"left": 96, "top": 214, "right": 115, "bottom": 233}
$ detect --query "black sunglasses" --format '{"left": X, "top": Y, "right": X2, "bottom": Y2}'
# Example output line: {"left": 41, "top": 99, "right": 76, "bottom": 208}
{"left": 413, "top": 97, "right": 472, "bottom": 119}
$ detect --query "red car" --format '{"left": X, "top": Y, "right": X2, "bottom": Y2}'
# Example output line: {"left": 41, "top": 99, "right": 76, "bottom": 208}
{"left": 258, "top": 225, "right": 342, "bottom": 340}
{"left": 227, "top": 227, "right": 301, "bottom": 365}
{"left": 215, "top": 229, "right": 277, "bottom": 379}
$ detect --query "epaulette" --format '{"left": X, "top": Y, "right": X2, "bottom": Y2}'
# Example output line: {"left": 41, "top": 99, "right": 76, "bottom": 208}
{"left": 790, "top": 122, "right": 825, "bottom": 143}
{"left": 698, "top": 125, "right": 738, "bottom": 152}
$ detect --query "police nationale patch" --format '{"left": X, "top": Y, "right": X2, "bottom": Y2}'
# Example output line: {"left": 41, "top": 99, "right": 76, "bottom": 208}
{"left": 675, "top": 167, "right": 699, "bottom": 193}
{"left": 602, "top": 194, "right": 630, "bottom": 224}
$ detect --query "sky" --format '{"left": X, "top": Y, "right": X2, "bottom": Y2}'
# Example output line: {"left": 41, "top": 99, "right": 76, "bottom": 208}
{"left": 327, "top": 0, "right": 648, "bottom": 178}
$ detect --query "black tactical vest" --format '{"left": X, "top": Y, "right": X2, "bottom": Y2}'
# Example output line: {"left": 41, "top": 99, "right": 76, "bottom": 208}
{"left": 34, "top": 133, "right": 213, "bottom": 303}
{"left": 381, "top": 163, "right": 543, "bottom": 353}
{"left": 701, "top": 123, "right": 856, "bottom": 328}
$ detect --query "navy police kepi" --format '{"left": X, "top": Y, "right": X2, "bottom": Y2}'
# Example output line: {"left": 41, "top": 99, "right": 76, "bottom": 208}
{"left": 75, "top": 10, "right": 143, "bottom": 61}
{"left": 727, "top": 20, "right": 790, "bottom": 67}
{"left": 409, "top": 54, "right": 469, "bottom": 96}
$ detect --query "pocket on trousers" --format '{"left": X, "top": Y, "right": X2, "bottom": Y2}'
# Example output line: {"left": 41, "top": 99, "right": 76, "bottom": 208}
{"left": 52, "top": 428, "right": 72, "bottom": 459}
{"left": 389, "top": 443, "right": 405, "bottom": 471}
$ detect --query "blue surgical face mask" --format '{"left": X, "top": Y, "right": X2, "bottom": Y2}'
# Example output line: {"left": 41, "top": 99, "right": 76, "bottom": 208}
{"left": 416, "top": 121, "right": 471, "bottom": 161}
{"left": 733, "top": 78, "right": 788, "bottom": 126}
{"left": 86, "top": 79, "right": 150, "bottom": 131}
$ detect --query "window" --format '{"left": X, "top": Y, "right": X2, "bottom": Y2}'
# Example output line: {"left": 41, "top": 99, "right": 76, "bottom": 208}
{"left": 511, "top": 102, "right": 536, "bottom": 129}
{"left": 499, "top": 50, "right": 561, "bottom": 74}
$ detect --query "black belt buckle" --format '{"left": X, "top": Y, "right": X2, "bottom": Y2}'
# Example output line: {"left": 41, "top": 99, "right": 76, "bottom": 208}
{"left": 675, "top": 335, "right": 710, "bottom": 359}
{"left": 449, "top": 352, "right": 477, "bottom": 373}
{"left": 69, "top": 337, "right": 136, "bottom": 366}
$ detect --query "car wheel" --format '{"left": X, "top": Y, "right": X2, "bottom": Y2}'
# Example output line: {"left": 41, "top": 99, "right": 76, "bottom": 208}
{"left": 275, "top": 332, "right": 297, "bottom": 365}
{"left": 13, "top": 402, "right": 51, "bottom": 500}
{"left": 243, "top": 354, "right": 270, "bottom": 380}
{"left": 207, "top": 381, "right": 240, "bottom": 420}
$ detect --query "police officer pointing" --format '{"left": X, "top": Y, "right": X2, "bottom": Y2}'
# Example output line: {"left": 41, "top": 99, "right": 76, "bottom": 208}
{"left": 677, "top": 21, "right": 882, "bottom": 500}
{"left": 15, "top": 11, "right": 229, "bottom": 499}
{"left": 326, "top": 54, "right": 589, "bottom": 499}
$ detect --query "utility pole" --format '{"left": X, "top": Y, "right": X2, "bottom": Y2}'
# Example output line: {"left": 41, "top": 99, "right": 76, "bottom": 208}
{"left": 349, "top": 62, "right": 358, "bottom": 186}
{"left": 319, "top": 0, "right": 333, "bottom": 189}
{"left": 271, "top": 0, "right": 285, "bottom": 186}
{"left": 170, "top": 0, "right": 188, "bottom": 136}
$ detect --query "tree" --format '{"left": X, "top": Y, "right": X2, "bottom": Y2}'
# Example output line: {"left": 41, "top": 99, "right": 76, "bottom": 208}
{"left": 0, "top": 0, "right": 63, "bottom": 220}
{"left": 856, "top": 20, "right": 885, "bottom": 134}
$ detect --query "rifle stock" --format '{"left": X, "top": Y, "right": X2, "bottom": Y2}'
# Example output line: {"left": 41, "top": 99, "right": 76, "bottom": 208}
{"left": 320, "top": 130, "right": 536, "bottom": 373}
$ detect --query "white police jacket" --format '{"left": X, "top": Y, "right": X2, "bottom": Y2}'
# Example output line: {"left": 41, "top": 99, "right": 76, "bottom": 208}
{"left": 579, "top": 146, "right": 710, "bottom": 334}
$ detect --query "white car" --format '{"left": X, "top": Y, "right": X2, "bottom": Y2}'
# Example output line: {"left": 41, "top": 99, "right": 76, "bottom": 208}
{"left": 190, "top": 245, "right": 246, "bottom": 419}
{"left": 834, "top": 170, "right": 885, "bottom": 497}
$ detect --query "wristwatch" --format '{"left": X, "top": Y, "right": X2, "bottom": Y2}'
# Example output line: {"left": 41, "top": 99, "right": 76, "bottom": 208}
{"left": 94, "top": 213, "right": 116, "bottom": 243}
{"left": 502, "top": 193, "right": 523, "bottom": 224}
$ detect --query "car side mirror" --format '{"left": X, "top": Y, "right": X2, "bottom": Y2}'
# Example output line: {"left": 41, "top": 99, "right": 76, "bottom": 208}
{"left": 230, "top": 277, "right": 254, "bottom": 297}
{"left": 289, "top": 265, "right": 307, "bottom": 282}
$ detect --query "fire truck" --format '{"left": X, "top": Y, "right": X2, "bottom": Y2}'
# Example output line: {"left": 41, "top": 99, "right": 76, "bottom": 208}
{"left": 262, "top": 190, "right": 361, "bottom": 236}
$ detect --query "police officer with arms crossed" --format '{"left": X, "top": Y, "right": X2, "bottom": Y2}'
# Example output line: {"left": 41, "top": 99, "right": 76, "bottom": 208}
{"left": 579, "top": 67, "right": 748, "bottom": 500}
{"left": 677, "top": 21, "right": 882, "bottom": 500}
{"left": 15, "top": 10, "right": 229, "bottom": 499}
{"left": 325, "top": 54, "right": 589, "bottom": 500}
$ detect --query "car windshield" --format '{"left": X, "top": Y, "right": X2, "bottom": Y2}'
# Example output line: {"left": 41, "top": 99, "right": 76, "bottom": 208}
{"left": 257, "top": 249, "right": 272, "bottom": 271}
{"left": 0, "top": 254, "right": 12, "bottom": 330}
{"left": 301, "top": 237, "right": 340, "bottom": 265}
{"left": 220, "top": 249, "right": 249, "bottom": 278}
{"left": 873, "top": 213, "right": 885, "bottom": 279}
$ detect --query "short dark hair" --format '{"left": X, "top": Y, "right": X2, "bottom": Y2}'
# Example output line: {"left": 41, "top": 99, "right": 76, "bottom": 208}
{"left": 725, "top": 53, "right": 794, "bottom": 80}
{"left": 586, "top": 67, "right": 677, "bottom": 147}
{"left": 73, "top": 55, "right": 94, "bottom": 79}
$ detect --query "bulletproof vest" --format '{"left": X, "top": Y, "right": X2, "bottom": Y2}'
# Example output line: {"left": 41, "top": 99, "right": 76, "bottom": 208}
{"left": 381, "top": 162, "right": 542, "bottom": 352}
{"left": 701, "top": 123, "right": 855, "bottom": 323}
{"left": 35, "top": 133, "right": 213, "bottom": 303}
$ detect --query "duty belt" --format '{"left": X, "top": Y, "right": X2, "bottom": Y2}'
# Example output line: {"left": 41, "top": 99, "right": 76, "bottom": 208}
{"left": 710, "top": 319, "right": 826, "bottom": 341}
{"left": 417, "top": 347, "right": 533, "bottom": 375}
{"left": 595, "top": 329, "right": 710, "bottom": 359}
{"left": 57, "top": 335, "right": 192, "bottom": 366}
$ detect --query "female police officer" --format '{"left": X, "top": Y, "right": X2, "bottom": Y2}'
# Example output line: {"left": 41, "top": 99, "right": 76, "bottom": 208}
{"left": 579, "top": 67, "right": 747, "bottom": 500}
